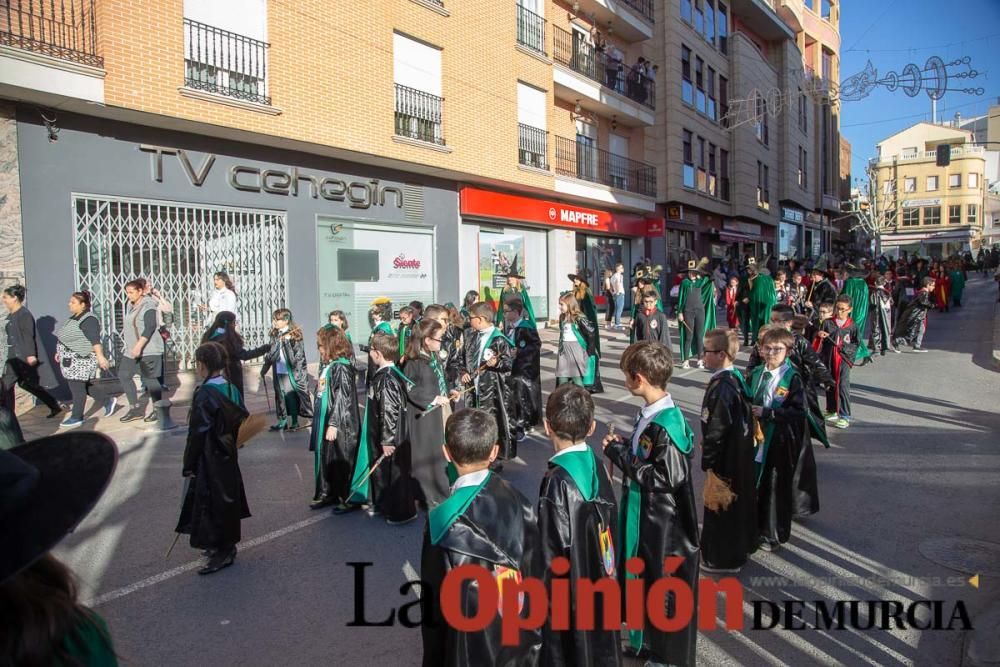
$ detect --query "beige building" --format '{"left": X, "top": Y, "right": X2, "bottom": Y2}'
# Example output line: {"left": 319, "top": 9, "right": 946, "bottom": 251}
{"left": 654, "top": 0, "right": 844, "bottom": 266}
{"left": 872, "top": 122, "right": 987, "bottom": 258}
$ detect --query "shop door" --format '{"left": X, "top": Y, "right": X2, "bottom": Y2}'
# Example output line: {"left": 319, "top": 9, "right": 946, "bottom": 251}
{"left": 72, "top": 195, "right": 287, "bottom": 369}
{"left": 316, "top": 219, "right": 435, "bottom": 342}
{"left": 578, "top": 235, "right": 632, "bottom": 310}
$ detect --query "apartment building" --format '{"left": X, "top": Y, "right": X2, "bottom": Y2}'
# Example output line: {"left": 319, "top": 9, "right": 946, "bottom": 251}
{"left": 872, "top": 122, "right": 987, "bottom": 258}
{"left": 654, "top": 0, "right": 844, "bottom": 266}
{"left": 0, "top": 0, "right": 661, "bottom": 367}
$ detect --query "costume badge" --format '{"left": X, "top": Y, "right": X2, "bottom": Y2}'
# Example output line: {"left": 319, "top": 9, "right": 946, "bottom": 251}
{"left": 318, "top": 377, "right": 327, "bottom": 394}
{"left": 701, "top": 406, "right": 710, "bottom": 421}
{"left": 494, "top": 566, "right": 524, "bottom": 616}
{"left": 599, "top": 525, "right": 616, "bottom": 576}
{"left": 776, "top": 386, "right": 788, "bottom": 398}
{"left": 650, "top": 320, "right": 658, "bottom": 329}
{"left": 844, "top": 334, "right": 851, "bottom": 343}
{"left": 637, "top": 434, "right": 654, "bottom": 460}
{"left": 519, "top": 340, "right": 526, "bottom": 348}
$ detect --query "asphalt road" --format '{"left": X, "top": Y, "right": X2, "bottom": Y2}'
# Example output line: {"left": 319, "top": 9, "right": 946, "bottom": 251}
{"left": 50, "top": 277, "right": 1000, "bottom": 666}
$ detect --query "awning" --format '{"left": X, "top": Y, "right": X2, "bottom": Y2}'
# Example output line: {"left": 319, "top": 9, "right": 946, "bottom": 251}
{"left": 719, "top": 232, "right": 760, "bottom": 243}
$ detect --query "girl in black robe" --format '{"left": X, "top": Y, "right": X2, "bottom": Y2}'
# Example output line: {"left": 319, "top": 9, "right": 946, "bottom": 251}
{"left": 869, "top": 276, "right": 898, "bottom": 355}
{"left": 201, "top": 311, "right": 268, "bottom": 401}
{"left": 503, "top": 298, "right": 542, "bottom": 439}
{"left": 310, "top": 326, "right": 361, "bottom": 509}
{"left": 259, "top": 309, "right": 313, "bottom": 431}
{"left": 893, "top": 277, "right": 935, "bottom": 351}
{"left": 176, "top": 342, "right": 251, "bottom": 575}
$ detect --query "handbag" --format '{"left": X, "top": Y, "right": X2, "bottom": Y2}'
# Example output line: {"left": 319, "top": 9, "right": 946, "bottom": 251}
{"left": 56, "top": 342, "right": 99, "bottom": 382}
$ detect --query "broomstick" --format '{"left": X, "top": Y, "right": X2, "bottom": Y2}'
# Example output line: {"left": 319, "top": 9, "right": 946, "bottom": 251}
{"left": 348, "top": 453, "right": 388, "bottom": 496}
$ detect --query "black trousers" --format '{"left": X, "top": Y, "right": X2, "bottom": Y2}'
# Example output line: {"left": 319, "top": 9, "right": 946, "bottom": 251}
{"left": 67, "top": 379, "right": 111, "bottom": 420}
{"left": 118, "top": 356, "right": 162, "bottom": 409}
{"left": 3, "top": 362, "right": 59, "bottom": 412}
{"left": 824, "top": 362, "right": 851, "bottom": 418}
{"left": 681, "top": 308, "right": 706, "bottom": 361}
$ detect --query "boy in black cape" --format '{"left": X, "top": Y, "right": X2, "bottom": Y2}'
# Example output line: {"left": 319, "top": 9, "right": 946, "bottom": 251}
{"left": 869, "top": 275, "right": 899, "bottom": 356}
{"left": 813, "top": 296, "right": 858, "bottom": 430}
{"left": 503, "top": 298, "right": 542, "bottom": 440}
{"left": 893, "top": 276, "right": 936, "bottom": 353}
{"left": 537, "top": 384, "right": 621, "bottom": 667}
{"left": 176, "top": 342, "right": 250, "bottom": 575}
{"left": 699, "top": 329, "right": 757, "bottom": 573}
{"left": 345, "top": 331, "right": 416, "bottom": 524}
{"left": 457, "top": 301, "right": 516, "bottom": 467}
{"left": 747, "top": 326, "right": 807, "bottom": 551}
{"left": 421, "top": 408, "right": 542, "bottom": 667}
{"left": 602, "top": 341, "right": 699, "bottom": 666}
{"left": 632, "top": 288, "right": 672, "bottom": 346}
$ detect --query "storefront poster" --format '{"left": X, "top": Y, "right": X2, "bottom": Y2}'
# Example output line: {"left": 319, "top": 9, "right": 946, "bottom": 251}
{"left": 479, "top": 231, "right": 525, "bottom": 307}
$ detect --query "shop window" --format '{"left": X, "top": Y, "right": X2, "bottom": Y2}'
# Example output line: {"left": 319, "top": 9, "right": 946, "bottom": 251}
{"left": 902, "top": 208, "right": 919, "bottom": 226}
{"left": 922, "top": 206, "right": 941, "bottom": 225}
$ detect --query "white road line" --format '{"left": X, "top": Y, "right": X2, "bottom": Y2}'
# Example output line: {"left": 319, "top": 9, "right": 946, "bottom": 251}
{"left": 402, "top": 560, "right": 421, "bottom": 599}
{"left": 86, "top": 513, "right": 334, "bottom": 608}
{"left": 294, "top": 463, "right": 303, "bottom": 481}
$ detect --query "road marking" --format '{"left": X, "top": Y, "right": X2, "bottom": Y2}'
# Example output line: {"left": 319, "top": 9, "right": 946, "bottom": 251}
{"left": 294, "top": 464, "right": 303, "bottom": 481}
{"left": 86, "top": 513, "right": 333, "bottom": 608}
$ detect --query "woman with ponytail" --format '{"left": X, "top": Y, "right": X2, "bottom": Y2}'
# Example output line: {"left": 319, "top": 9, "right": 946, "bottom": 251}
{"left": 201, "top": 311, "right": 268, "bottom": 401}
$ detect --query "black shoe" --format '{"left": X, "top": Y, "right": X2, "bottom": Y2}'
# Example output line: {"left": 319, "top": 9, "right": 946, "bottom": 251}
{"left": 143, "top": 411, "right": 158, "bottom": 423}
{"left": 198, "top": 547, "right": 236, "bottom": 575}
{"left": 310, "top": 496, "right": 335, "bottom": 510}
{"left": 119, "top": 407, "right": 145, "bottom": 423}
{"left": 46, "top": 406, "right": 62, "bottom": 419}
{"left": 386, "top": 514, "right": 418, "bottom": 526}
{"left": 332, "top": 503, "right": 361, "bottom": 515}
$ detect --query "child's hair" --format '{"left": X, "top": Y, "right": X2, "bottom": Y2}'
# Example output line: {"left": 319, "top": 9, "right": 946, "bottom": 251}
{"left": 791, "top": 315, "right": 810, "bottom": 335}
{"left": 272, "top": 308, "right": 291, "bottom": 322}
{"left": 504, "top": 298, "right": 524, "bottom": 316}
{"left": 423, "top": 304, "right": 447, "bottom": 322}
{"left": 921, "top": 276, "right": 935, "bottom": 288}
{"left": 269, "top": 309, "right": 303, "bottom": 339}
{"left": 728, "top": 275, "right": 740, "bottom": 282}
{"left": 369, "top": 331, "right": 399, "bottom": 363}
{"left": 399, "top": 306, "right": 415, "bottom": 321}
{"left": 758, "top": 326, "right": 795, "bottom": 349}
{"left": 770, "top": 304, "right": 795, "bottom": 323}
{"left": 704, "top": 328, "right": 739, "bottom": 360}
{"left": 195, "top": 341, "right": 229, "bottom": 375}
{"left": 369, "top": 299, "right": 393, "bottom": 325}
{"left": 409, "top": 301, "right": 424, "bottom": 315}
{"left": 620, "top": 340, "right": 673, "bottom": 389}
{"left": 818, "top": 301, "right": 835, "bottom": 312}
{"left": 201, "top": 310, "right": 245, "bottom": 349}
{"left": 463, "top": 290, "right": 479, "bottom": 308}
{"left": 445, "top": 408, "right": 498, "bottom": 465}
{"left": 545, "top": 384, "right": 594, "bottom": 443}
{"left": 328, "top": 310, "right": 349, "bottom": 330}
{"left": 468, "top": 301, "right": 495, "bottom": 322}
{"left": 640, "top": 288, "right": 659, "bottom": 303}
{"left": 558, "top": 292, "right": 583, "bottom": 322}
{"left": 405, "top": 318, "right": 444, "bottom": 360}
{"left": 445, "top": 303, "right": 465, "bottom": 328}
{"left": 874, "top": 276, "right": 887, "bottom": 287}
{"left": 775, "top": 270, "right": 787, "bottom": 280}
{"left": 835, "top": 295, "right": 852, "bottom": 307}
{"left": 317, "top": 325, "right": 352, "bottom": 362}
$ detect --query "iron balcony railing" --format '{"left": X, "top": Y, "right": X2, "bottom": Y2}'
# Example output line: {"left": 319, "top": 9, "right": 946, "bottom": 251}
{"left": 0, "top": 0, "right": 102, "bottom": 67}
{"left": 184, "top": 18, "right": 270, "bottom": 105}
{"left": 516, "top": 4, "right": 545, "bottom": 55}
{"left": 552, "top": 26, "right": 654, "bottom": 110}
{"left": 518, "top": 123, "right": 548, "bottom": 170}
{"left": 395, "top": 83, "right": 445, "bottom": 145}
{"left": 621, "top": 0, "right": 654, "bottom": 22}
{"left": 554, "top": 135, "right": 656, "bottom": 197}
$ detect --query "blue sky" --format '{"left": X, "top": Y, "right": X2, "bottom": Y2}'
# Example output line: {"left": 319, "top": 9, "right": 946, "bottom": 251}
{"left": 838, "top": 0, "right": 1000, "bottom": 180}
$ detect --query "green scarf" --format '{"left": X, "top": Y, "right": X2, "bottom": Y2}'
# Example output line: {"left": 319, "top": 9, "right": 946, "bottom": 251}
{"left": 428, "top": 472, "right": 492, "bottom": 545}
{"left": 618, "top": 405, "right": 693, "bottom": 651}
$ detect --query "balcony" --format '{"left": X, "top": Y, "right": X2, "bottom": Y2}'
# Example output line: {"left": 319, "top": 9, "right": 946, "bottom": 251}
{"left": 183, "top": 19, "right": 270, "bottom": 106}
{"left": 516, "top": 4, "right": 546, "bottom": 56}
{"left": 728, "top": 0, "right": 794, "bottom": 40}
{"left": 554, "top": 135, "right": 655, "bottom": 197}
{"left": 571, "top": 0, "right": 653, "bottom": 42}
{"left": 518, "top": 123, "right": 548, "bottom": 170}
{"left": 395, "top": 83, "right": 445, "bottom": 146}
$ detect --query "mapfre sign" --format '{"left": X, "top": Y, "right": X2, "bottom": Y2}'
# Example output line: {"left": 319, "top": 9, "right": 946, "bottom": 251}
{"left": 460, "top": 187, "right": 650, "bottom": 236}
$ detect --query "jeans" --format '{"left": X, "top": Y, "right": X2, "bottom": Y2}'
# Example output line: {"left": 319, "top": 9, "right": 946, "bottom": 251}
{"left": 613, "top": 293, "right": 625, "bottom": 326}
{"left": 118, "top": 356, "right": 163, "bottom": 409}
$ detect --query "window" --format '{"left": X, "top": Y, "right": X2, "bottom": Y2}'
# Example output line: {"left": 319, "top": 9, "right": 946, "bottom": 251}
{"left": 901, "top": 146, "right": 918, "bottom": 159}
{"left": 923, "top": 206, "right": 941, "bottom": 225}
{"left": 882, "top": 179, "right": 895, "bottom": 195}
{"left": 798, "top": 146, "right": 808, "bottom": 189}
{"left": 717, "top": 2, "right": 728, "bottom": 54}
{"left": 821, "top": 49, "right": 833, "bottom": 82}
{"left": 681, "top": 46, "right": 693, "bottom": 105}
{"left": 183, "top": 0, "right": 270, "bottom": 105}
{"left": 904, "top": 177, "right": 916, "bottom": 193}
{"left": 968, "top": 203, "right": 978, "bottom": 224}
{"left": 720, "top": 149, "right": 730, "bottom": 200}
{"left": 949, "top": 173, "right": 961, "bottom": 188}
{"left": 821, "top": 0, "right": 832, "bottom": 19}
{"left": 757, "top": 161, "right": 770, "bottom": 208}
{"left": 695, "top": 57, "right": 705, "bottom": 114}
{"left": 517, "top": 82, "right": 547, "bottom": 169}
{"left": 949, "top": 204, "right": 962, "bottom": 224}
{"left": 798, "top": 90, "right": 807, "bottom": 133}
{"left": 694, "top": 0, "right": 704, "bottom": 35}
{"left": 394, "top": 33, "right": 444, "bottom": 144}
{"left": 755, "top": 95, "right": 769, "bottom": 145}
{"left": 707, "top": 67, "right": 716, "bottom": 120}
{"left": 969, "top": 173, "right": 980, "bottom": 189}
{"left": 719, "top": 76, "right": 728, "bottom": 125}
{"left": 708, "top": 142, "right": 717, "bottom": 196}
{"left": 902, "top": 208, "right": 919, "bottom": 226}
{"left": 697, "top": 136, "right": 707, "bottom": 191}
{"left": 926, "top": 175, "right": 938, "bottom": 191}
{"left": 764, "top": 165, "right": 770, "bottom": 205}
{"left": 683, "top": 130, "right": 695, "bottom": 188}
{"left": 681, "top": 0, "right": 692, "bottom": 23}
{"left": 705, "top": 0, "right": 715, "bottom": 44}
{"left": 516, "top": 0, "right": 545, "bottom": 54}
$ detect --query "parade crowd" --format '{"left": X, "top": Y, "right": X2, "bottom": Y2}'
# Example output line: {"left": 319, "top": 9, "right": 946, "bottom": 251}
{"left": 1, "top": 246, "right": 995, "bottom": 666}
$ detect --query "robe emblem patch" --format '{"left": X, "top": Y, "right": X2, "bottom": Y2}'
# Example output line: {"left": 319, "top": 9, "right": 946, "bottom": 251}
{"left": 701, "top": 406, "right": 710, "bottom": 421}
{"left": 637, "top": 434, "right": 654, "bottom": 460}
{"left": 494, "top": 566, "right": 524, "bottom": 615}
{"left": 599, "top": 525, "right": 616, "bottom": 576}
{"left": 650, "top": 320, "right": 658, "bottom": 329}
{"left": 519, "top": 340, "right": 526, "bottom": 348}
{"left": 776, "top": 386, "right": 788, "bottom": 399}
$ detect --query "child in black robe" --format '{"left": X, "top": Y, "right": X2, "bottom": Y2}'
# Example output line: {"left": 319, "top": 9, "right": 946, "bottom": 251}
{"left": 503, "top": 298, "right": 542, "bottom": 440}
{"left": 259, "top": 309, "right": 313, "bottom": 431}
{"left": 893, "top": 276, "right": 936, "bottom": 352}
{"left": 421, "top": 408, "right": 542, "bottom": 666}
{"left": 869, "top": 276, "right": 899, "bottom": 356}
{"left": 814, "top": 296, "right": 858, "bottom": 430}
{"left": 345, "top": 331, "right": 416, "bottom": 524}
{"left": 397, "top": 306, "right": 416, "bottom": 364}
{"left": 747, "top": 326, "right": 806, "bottom": 551}
{"left": 309, "top": 326, "right": 360, "bottom": 510}
{"left": 632, "top": 288, "right": 672, "bottom": 346}
{"left": 176, "top": 342, "right": 250, "bottom": 575}
{"left": 538, "top": 384, "right": 621, "bottom": 667}
{"left": 602, "top": 341, "right": 699, "bottom": 666}
{"left": 699, "top": 329, "right": 757, "bottom": 573}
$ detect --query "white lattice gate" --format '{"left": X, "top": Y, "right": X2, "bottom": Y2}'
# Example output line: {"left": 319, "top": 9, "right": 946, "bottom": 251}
{"left": 72, "top": 194, "right": 287, "bottom": 369}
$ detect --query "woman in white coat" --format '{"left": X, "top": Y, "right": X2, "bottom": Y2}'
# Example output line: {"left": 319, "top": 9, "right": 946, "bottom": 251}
{"left": 201, "top": 272, "right": 238, "bottom": 326}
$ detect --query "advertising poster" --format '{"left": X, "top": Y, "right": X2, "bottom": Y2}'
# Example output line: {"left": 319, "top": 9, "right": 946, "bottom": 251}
{"left": 478, "top": 231, "right": 525, "bottom": 308}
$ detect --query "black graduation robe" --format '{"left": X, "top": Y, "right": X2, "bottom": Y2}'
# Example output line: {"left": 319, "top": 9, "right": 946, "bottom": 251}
{"left": 632, "top": 308, "right": 671, "bottom": 346}
{"left": 869, "top": 285, "right": 895, "bottom": 354}
{"left": 700, "top": 369, "right": 758, "bottom": 570}
{"left": 176, "top": 382, "right": 251, "bottom": 550}
{"left": 259, "top": 331, "right": 314, "bottom": 420}
{"left": 205, "top": 331, "right": 268, "bottom": 401}
{"left": 309, "top": 358, "right": 361, "bottom": 504}
{"left": 421, "top": 473, "right": 543, "bottom": 667}
{"left": 893, "top": 290, "right": 933, "bottom": 346}
{"left": 350, "top": 364, "right": 414, "bottom": 521}
{"left": 457, "top": 328, "right": 516, "bottom": 459}
{"left": 575, "top": 286, "right": 601, "bottom": 356}
{"left": 604, "top": 405, "right": 699, "bottom": 666}
{"left": 366, "top": 321, "right": 395, "bottom": 386}
{"left": 807, "top": 278, "right": 838, "bottom": 311}
{"left": 814, "top": 317, "right": 858, "bottom": 417}
{"left": 405, "top": 353, "right": 452, "bottom": 507}
{"left": 508, "top": 320, "right": 542, "bottom": 432}
{"left": 537, "top": 446, "right": 622, "bottom": 667}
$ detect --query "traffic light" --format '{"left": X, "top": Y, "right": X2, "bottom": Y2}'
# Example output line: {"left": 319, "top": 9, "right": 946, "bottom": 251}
{"left": 936, "top": 144, "right": 951, "bottom": 167}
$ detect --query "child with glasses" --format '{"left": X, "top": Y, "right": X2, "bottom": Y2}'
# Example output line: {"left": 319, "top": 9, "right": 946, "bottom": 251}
{"left": 631, "top": 288, "right": 672, "bottom": 346}
{"left": 813, "top": 296, "right": 858, "bottom": 430}
{"left": 747, "top": 326, "right": 806, "bottom": 552}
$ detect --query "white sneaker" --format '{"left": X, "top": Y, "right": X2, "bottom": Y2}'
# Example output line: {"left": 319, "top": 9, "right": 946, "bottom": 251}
{"left": 697, "top": 359, "right": 706, "bottom": 369}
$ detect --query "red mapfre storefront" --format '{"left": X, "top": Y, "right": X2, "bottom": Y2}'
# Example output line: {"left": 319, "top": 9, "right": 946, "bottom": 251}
{"left": 460, "top": 187, "right": 663, "bottom": 237}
